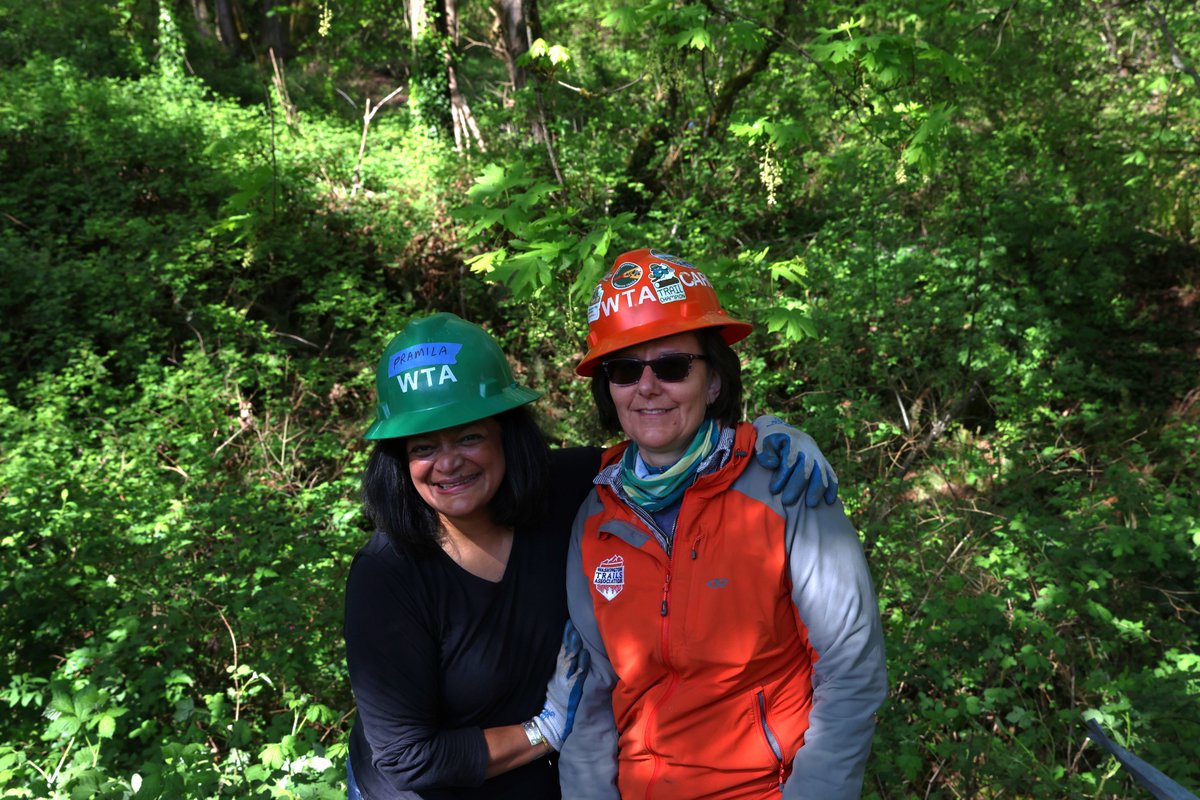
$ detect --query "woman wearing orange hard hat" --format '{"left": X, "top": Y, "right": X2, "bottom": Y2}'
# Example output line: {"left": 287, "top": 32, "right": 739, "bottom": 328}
{"left": 559, "top": 248, "right": 888, "bottom": 800}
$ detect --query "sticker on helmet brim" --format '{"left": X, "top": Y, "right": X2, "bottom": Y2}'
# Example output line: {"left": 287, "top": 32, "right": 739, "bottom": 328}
{"left": 588, "top": 284, "right": 604, "bottom": 323}
{"left": 649, "top": 262, "right": 685, "bottom": 304}
{"left": 610, "top": 263, "right": 643, "bottom": 290}
{"left": 389, "top": 342, "right": 462, "bottom": 377}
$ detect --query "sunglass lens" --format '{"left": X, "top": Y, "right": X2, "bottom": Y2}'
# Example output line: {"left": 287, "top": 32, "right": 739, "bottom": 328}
{"left": 604, "top": 354, "right": 697, "bottom": 384}
{"left": 606, "top": 359, "right": 644, "bottom": 385}
{"left": 651, "top": 355, "right": 692, "bottom": 381}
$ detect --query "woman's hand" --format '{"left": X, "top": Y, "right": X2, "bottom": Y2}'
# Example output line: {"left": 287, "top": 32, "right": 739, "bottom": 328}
{"left": 752, "top": 415, "right": 839, "bottom": 507}
{"left": 531, "top": 620, "right": 590, "bottom": 751}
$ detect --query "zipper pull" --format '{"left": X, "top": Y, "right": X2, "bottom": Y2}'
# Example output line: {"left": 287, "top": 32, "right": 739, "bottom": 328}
{"left": 691, "top": 533, "right": 703, "bottom": 560}
{"left": 660, "top": 569, "right": 672, "bottom": 616}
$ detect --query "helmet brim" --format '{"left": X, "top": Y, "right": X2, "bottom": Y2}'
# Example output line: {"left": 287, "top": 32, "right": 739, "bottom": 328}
{"left": 575, "top": 318, "right": 753, "bottom": 377}
{"left": 363, "top": 384, "right": 542, "bottom": 440}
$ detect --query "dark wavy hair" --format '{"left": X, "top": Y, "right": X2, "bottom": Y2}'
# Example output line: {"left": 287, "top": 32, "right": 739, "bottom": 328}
{"left": 590, "top": 327, "right": 744, "bottom": 434}
{"left": 360, "top": 406, "right": 551, "bottom": 558}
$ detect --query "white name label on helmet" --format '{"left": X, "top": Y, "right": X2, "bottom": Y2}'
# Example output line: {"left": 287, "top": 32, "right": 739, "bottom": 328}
{"left": 395, "top": 365, "right": 458, "bottom": 392}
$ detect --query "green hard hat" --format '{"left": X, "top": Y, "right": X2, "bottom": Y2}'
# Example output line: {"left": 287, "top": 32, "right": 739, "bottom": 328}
{"left": 364, "top": 312, "right": 542, "bottom": 440}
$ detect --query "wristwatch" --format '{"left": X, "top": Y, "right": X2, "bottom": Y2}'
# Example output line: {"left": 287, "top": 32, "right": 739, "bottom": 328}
{"left": 522, "top": 719, "right": 547, "bottom": 749}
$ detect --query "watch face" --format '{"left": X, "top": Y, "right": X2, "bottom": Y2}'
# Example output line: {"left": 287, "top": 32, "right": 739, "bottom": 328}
{"left": 523, "top": 720, "right": 546, "bottom": 747}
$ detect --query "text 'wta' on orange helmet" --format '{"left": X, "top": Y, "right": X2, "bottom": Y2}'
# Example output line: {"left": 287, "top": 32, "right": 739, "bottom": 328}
{"left": 575, "top": 248, "right": 753, "bottom": 376}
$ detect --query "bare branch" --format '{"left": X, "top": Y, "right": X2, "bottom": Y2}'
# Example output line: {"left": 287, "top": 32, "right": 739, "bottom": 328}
{"left": 351, "top": 85, "right": 407, "bottom": 196}
{"left": 268, "top": 47, "right": 299, "bottom": 129}
{"left": 553, "top": 70, "right": 649, "bottom": 98}
{"left": 1148, "top": 2, "right": 1200, "bottom": 91}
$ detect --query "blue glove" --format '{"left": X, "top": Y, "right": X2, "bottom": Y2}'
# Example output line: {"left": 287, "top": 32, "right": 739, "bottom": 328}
{"left": 752, "top": 415, "right": 839, "bottom": 507}
{"left": 532, "top": 620, "right": 590, "bottom": 750}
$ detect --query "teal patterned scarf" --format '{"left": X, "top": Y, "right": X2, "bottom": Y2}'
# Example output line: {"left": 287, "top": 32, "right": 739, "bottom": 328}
{"left": 621, "top": 418, "right": 720, "bottom": 511}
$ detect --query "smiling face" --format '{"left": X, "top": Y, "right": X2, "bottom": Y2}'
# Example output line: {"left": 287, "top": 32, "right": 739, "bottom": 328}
{"left": 405, "top": 417, "right": 507, "bottom": 528}
{"left": 608, "top": 332, "right": 720, "bottom": 467}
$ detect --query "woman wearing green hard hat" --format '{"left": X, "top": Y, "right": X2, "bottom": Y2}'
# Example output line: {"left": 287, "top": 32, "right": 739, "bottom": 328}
{"left": 343, "top": 312, "right": 838, "bottom": 799}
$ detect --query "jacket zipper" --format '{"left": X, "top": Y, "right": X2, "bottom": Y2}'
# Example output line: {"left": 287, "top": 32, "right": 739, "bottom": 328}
{"left": 756, "top": 690, "right": 785, "bottom": 791}
{"left": 613, "top": 469, "right": 698, "bottom": 799}
{"left": 645, "top": 544, "right": 679, "bottom": 800}
{"left": 626, "top": 499, "right": 672, "bottom": 557}
{"left": 597, "top": 433, "right": 750, "bottom": 798}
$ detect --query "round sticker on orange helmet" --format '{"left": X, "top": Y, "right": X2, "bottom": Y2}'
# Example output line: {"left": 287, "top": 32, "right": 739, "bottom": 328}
{"left": 610, "top": 262, "right": 643, "bottom": 290}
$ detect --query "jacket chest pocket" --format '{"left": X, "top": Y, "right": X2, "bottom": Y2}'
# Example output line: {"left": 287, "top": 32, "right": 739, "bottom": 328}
{"left": 588, "top": 544, "right": 672, "bottom": 665}
{"left": 679, "top": 530, "right": 792, "bottom": 669}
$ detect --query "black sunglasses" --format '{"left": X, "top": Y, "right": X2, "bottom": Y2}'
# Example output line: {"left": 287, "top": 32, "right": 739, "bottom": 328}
{"left": 601, "top": 353, "right": 708, "bottom": 386}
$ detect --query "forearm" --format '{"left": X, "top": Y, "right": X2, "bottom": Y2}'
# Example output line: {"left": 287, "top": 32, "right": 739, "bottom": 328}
{"left": 483, "top": 722, "right": 553, "bottom": 778}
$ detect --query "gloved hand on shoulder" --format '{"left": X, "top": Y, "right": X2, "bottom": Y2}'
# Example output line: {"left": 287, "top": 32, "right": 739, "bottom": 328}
{"left": 531, "top": 620, "right": 590, "bottom": 751}
{"left": 752, "top": 415, "right": 840, "bottom": 507}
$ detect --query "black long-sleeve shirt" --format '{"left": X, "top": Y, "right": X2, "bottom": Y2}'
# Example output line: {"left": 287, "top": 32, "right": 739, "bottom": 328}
{"left": 344, "top": 447, "right": 601, "bottom": 799}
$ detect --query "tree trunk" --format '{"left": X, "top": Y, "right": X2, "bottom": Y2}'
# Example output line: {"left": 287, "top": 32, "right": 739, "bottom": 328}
{"left": 612, "top": 85, "right": 678, "bottom": 214}
{"left": 438, "top": 0, "right": 485, "bottom": 151}
{"left": 409, "top": 0, "right": 425, "bottom": 42}
{"left": 494, "top": 0, "right": 532, "bottom": 91}
{"left": 614, "top": 0, "right": 798, "bottom": 216}
{"left": 191, "top": 0, "right": 213, "bottom": 40}
{"left": 262, "top": 0, "right": 290, "bottom": 61}
{"left": 407, "top": 0, "right": 485, "bottom": 150}
{"left": 491, "top": 0, "right": 557, "bottom": 160}
{"left": 213, "top": 0, "right": 241, "bottom": 54}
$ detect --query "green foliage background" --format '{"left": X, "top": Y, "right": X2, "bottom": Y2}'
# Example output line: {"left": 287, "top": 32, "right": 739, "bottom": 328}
{"left": 1, "top": 0, "right": 1197, "bottom": 797}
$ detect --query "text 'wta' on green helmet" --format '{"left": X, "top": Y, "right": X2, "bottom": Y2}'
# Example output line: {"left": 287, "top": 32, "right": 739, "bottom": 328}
{"left": 364, "top": 312, "right": 542, "bottom": 440}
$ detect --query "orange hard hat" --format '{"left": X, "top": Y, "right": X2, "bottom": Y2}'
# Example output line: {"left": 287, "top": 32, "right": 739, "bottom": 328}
{"left": 576, "top": 248, "right": 753, "bottom": 376}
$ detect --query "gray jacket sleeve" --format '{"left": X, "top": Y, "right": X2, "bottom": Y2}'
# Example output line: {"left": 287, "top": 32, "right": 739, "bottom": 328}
{"left": 557, "top": 495, "right": 621, "bottom": 799}
{"left": 782, "top": 499, "right": 888, "bottom": 800}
